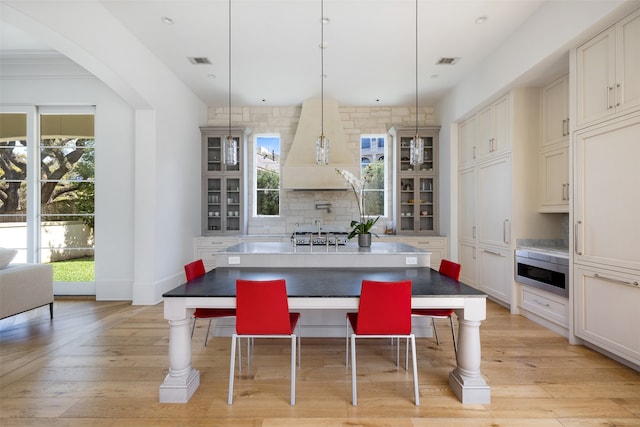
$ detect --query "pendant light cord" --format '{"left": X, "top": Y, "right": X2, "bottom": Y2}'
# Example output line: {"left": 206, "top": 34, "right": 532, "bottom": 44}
{"left": 228, "top": 0, "right": 232, "bottom": 137}
{"left": 415, "top": 0, "right": 418, "bottom": 136}
{"left": 320, "top": 0, "right": 325, "bottom": 137}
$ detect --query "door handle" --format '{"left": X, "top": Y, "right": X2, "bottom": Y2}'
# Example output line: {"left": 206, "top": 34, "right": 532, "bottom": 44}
{"left": 574, "top": 221, "right": 582, "bottom": 255}
{"left": 594, "top": 273, "right": 639, "bottom": 288}
{"left": 483, "top": 249, "right": 504, "bottom": 257}
{"left": 503, "top": 219, "right": 510, "bottom": 245}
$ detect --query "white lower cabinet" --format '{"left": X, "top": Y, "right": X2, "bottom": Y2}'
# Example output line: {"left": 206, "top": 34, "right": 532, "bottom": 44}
{"left": 519, "top": 285, "right": 569, "bottom": 336}
{"left": 478, "top": 245, "right": 511, "bottom": 305}
{"left": 194, "top": 237, "right": 239, "bottom": 271}
{"left": 400, "top": 236, "right": 446, "bottom": 269}
{"left": 574, "top": 264, "right": 640, "bottom": 366}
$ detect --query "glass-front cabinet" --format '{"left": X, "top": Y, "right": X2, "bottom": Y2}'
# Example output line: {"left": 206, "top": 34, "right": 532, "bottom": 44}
{"left": 201, "top": 126, "right": 248, "bottom": 235}
{"left": 389, "top": 126, "right": 440, "bottom": 235}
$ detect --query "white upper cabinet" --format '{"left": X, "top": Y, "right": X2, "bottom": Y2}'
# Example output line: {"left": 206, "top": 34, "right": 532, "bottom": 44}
{"left": 458, "top": 115, "right": 477, "bottom": 170}
{"left": 478, "top": 95, "right": 511, "bottom": 159}
{"left": 541, "top": 75, "right": 569, "bottom": 148}
{"left": 539, "top": 145, "right": 569, "bottom": 212}
{"left": 576, "top": 8, "right": 640, "bottom": 128}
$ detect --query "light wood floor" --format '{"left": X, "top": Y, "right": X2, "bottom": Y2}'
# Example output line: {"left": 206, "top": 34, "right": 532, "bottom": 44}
{"left": 1, "top": 298, "right": 639, "bottom": 427}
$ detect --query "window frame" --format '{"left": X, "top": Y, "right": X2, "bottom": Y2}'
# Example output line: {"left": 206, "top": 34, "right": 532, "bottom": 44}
{"left": 360, "top": 134, "right": 388, "bottom": 218}
{"left": 253, "top": 133, "right": 281, "bottom": 217}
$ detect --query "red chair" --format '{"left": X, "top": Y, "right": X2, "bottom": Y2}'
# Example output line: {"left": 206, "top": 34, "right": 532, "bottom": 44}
{"left": 228, "top": 279, "right": 300, "bottom": 406}
{"left": 346, "top": 279, "right": 419, "bottom": 406}
{"left": 186, "top": 260, "right": 236, "bottom": 346}
{"left": 411, "top": 259, "right": 461, "bottom": 358}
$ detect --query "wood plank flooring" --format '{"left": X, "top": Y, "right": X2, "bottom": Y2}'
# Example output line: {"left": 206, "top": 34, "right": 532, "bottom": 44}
{"left": 1, "top": 298, "right": 639, "bottom": 426}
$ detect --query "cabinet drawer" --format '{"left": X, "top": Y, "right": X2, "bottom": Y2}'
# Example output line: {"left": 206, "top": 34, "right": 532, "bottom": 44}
{"left": 194, "top": 237, "right": 238, "bottom": 270}
{"left": 520, "top": 285, "right": 568, "bottom": 326}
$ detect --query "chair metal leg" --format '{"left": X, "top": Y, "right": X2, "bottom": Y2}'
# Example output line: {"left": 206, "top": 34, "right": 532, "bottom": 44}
{"left": 290, "top": 334, "right": 296, "bottom": 406}
{"left": 345, "top": 319, "right": 350, "bottom": 367}
{"left": 351, "top": 334, "right": 357, "bottom": 406}
{"left": 204, "top": 319, "right": 213, "bottom": 346}
{"left": 410, "top": 334, "right": 420, "bottom": 406}
{"left": 228, "top": 333, "right": 238, "bottom": 405}
{"left": 191, "top": 318, "right": 197, "bottom": 337}
{"left": 432, "top": 317, "right": 440, "bottom": 346}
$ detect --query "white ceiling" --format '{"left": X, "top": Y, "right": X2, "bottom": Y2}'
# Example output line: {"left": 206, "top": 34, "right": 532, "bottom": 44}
{"left": 1, "top": 0, "right": 558, "bottom": 107}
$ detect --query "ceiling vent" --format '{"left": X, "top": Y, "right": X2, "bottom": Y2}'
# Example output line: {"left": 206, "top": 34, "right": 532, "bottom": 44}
{"left": 188, "top": 57, "right": 212, "bottom": 65}
{"left": 435, "top": 57, "right": 460, "bottom": 65}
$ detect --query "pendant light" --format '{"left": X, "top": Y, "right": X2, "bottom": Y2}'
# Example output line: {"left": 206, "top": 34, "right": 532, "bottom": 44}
{"left": 410, "top": 0, "right": 424, "bottom": 166}
{"left": 315, "top": 0, "right": 329, "bottom": 165}
{"left": 224, "top": 0, "right": 238, "bottom": 166}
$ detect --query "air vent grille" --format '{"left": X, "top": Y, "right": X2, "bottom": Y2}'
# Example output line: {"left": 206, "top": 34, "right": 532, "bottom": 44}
{"left": 188, "top": 57, "right": 212, "bottom": 65}
{"left": 435, "top": 57, "right": 459, "bottom": 65}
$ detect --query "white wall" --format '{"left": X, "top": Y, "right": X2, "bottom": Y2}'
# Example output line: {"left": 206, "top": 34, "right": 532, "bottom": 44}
{"left": 1, "top": 1, "right": 207, "bottom": 304}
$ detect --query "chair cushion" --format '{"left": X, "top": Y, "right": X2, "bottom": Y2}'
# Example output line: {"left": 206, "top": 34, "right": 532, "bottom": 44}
{"left": 194, "top": 308, "right": 236, "bottom": 318}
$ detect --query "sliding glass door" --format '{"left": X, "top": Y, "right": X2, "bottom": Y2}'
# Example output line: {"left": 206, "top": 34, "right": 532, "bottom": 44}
{"left": 0, "top": 107, "right": 96, "bottom": 295}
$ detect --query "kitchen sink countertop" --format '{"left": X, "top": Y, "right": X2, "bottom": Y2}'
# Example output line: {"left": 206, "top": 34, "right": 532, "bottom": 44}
{"left": 222, "top": 241, "right": 428, "bottom": 255}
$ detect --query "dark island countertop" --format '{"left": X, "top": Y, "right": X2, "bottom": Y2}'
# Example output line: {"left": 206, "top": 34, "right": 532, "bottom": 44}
{"left": 164, "top": 266, "right": 485, "bottom": 299}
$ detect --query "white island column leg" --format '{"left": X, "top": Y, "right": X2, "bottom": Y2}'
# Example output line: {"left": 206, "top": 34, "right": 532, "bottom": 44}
{"left": 449, "top": 298, "right": 491, "bottom": 404}
{"left": 159, "top": 300, "right": 200, "bottom": 403}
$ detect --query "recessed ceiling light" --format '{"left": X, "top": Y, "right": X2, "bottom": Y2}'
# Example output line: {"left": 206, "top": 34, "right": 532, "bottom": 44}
{"left": 475, "top": 16, "right": 488, "bottom": 24}
{"left": 161, "top": 16, "right": 174, "bottom": 25}
{"left": 430, "top": 74, "right": 439, "bottom": 79}
{"left": 208, "top": 74, "right": 216, "bottom": 79}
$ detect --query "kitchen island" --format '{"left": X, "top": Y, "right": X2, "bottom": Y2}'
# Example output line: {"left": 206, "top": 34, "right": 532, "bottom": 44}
{"left": 215, "top": 241, "right": 432, "bottom": 268}
{"left": 160, "top": 245, "right": 490, "bottom": 405}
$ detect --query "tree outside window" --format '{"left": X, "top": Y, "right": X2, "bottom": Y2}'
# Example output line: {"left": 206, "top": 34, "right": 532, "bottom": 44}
{"left": 255, "top": 135, "right": 280, "bottom": 216}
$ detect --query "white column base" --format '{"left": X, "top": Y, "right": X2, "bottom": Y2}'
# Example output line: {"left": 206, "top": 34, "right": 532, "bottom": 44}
{"left": 159, "top": 368, "right": 200, "bottom": 403}
{"left": 448, "top": 368, "right": 490, "bottom": 404}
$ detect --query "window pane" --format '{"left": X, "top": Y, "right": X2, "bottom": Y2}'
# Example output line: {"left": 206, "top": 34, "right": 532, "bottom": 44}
{"left": 0, "top": 113, "right": 28, "bottom": 263}
{"left": 40, "top": 114, "right": 95, "bottom": 282}
{"left": 255, "top": 135, "right": 280, "bottom": 216}
{"left": 361, "top": 135, "right": 386, "bottom": 217}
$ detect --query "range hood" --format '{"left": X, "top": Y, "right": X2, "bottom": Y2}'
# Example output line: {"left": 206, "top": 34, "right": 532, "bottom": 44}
{"left": 281, "top": 98, "right": 358, "bottom": 190}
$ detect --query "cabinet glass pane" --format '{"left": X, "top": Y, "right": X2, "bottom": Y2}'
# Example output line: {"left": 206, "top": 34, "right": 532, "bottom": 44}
{"left": 399, "top": 136, "right": 434, "bottom": 172}
{"left": 225, "top": 178, "right": 240, "bottom": 231}
{"left": 399, "top": 137, "right": 412, "bottom": 172}
{"left": 420, "top": 136, "right": 434, "bottom": 172}
{"left": 399, "top": 177, "right": 415, "bottom": 231}
{"left": 206, "top": 178, "right": 222, "bottom": 231}
{"left": 207, "top": 137, "right": 222, "bottom": 172}
{"left": 418, "top": 177, "right": 434, "bottom": 231}
{"left": 226, "top": 137, "right": 240, "bottom": 172}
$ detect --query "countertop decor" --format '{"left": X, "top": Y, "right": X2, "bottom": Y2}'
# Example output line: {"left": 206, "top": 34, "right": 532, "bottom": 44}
{"left": 336, "top": 167, "right": 380, "bottom": 244}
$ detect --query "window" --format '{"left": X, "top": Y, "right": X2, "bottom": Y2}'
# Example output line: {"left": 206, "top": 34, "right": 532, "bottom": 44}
{"left": 360, "top": 135, "right": 386, "bottom": 217}
{"left": 0, "top": 108, "right": 95, "bottom": 290}
{"left": 254, "top": 134, "right": 280, "bottom": 216}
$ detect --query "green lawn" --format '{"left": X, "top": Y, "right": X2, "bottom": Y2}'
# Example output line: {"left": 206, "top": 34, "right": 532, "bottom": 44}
{"left": 50, "top": 257, "right": 95, "bottom": 282}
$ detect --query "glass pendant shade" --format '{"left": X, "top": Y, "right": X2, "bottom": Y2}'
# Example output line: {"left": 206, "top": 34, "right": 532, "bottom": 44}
{"left": 410, "top": 135, "right": 424, "bottom": 165}
{"left": 225, "top": 135, "right": 238, "bottom": 165}
{"left": 316, "top": 134, "right": 330, "bottom": 165}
